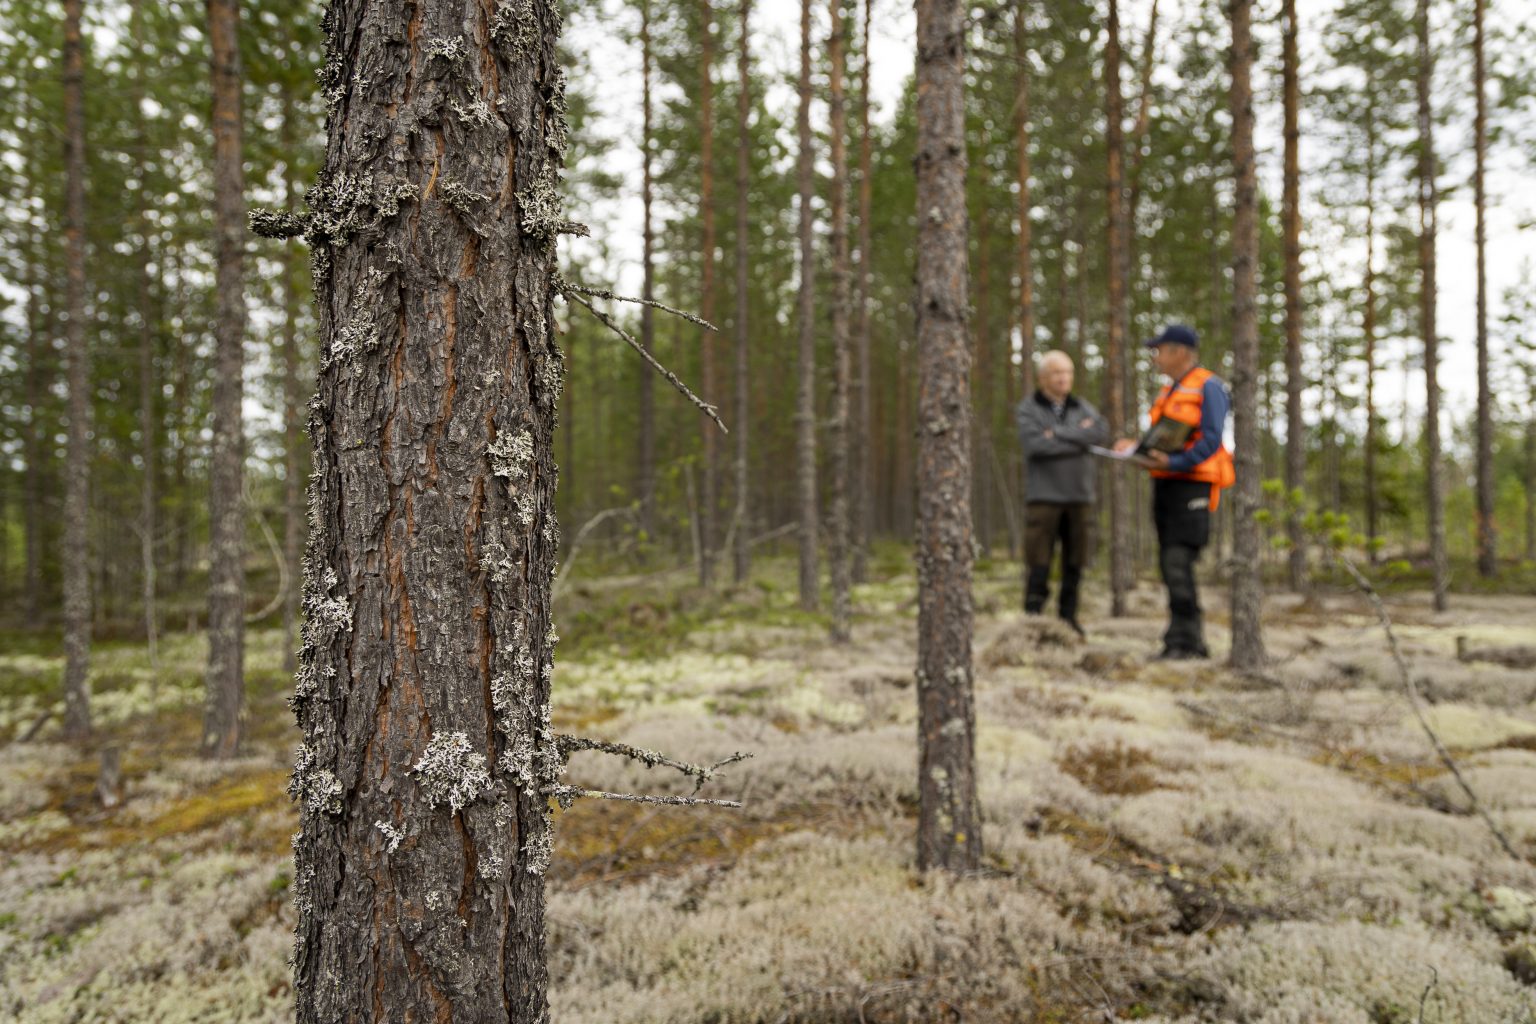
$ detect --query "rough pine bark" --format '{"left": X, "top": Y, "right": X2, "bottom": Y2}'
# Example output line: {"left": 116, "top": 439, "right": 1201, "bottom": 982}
{"left": 699, "top": 0, "right": 719, "bottom": 587}
{"left": 285, "top": 2, "right": 569, "bottom": 1018}
{"left": 1417, "top": 0, "right": 1448, "bottom": 611}
{"left": 1104, "top": 0, "right": 1131, "bottom": 617}
{"left": 639, "top": 0, "right": 657, "bottom": 540}
{"left": 733, "top": 0, "right": 753, "bottom": 584}
{"left": 1227, "top": 0, "right": 1267, "bottom": 669}
{"left": 1282, "top": 0, "right": 1306, "bottom": 591}
{"left": 828, "top": 0, "right": 853, "bottom": 643}
{"left": 851, "top": 0, "right": 874, "bottom": 585}
{"left": 61, "top": 0, "right": 92, "bottom": 741}
{"left": 915, "top": 0, "right": 980, "bottom": 873}
{"left": 795, "top": 0, "right": 820, "bottom": 611}
{"left": 1474, "top": 0, "right": 1494, "bottom": 577}
{"left": 203, "top": 0, "right": 247, "bottom": 758}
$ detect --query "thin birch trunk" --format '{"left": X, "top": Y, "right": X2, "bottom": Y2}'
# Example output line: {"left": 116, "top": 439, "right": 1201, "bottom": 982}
{"left": 1104, "top": 0, "right": 1131, "bottom": 617}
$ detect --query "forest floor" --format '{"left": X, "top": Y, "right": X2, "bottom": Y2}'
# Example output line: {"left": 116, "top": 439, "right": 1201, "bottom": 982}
{"left": 3, "top": 553, "right": 1536, "bottom": 1023}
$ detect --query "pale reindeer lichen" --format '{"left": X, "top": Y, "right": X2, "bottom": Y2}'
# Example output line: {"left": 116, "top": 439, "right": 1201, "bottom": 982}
{"left": 411, "top": 732, "right": 492, "bottom": 812}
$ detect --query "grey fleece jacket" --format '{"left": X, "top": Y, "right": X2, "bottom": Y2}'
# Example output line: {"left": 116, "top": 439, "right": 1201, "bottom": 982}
{"left": 1016, "top": 391, "right": 1111, "bottom": 504}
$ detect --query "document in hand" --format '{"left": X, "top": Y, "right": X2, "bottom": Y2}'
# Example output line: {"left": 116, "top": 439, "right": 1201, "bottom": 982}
{"left": 1089, "top": 418, "right": 1195, "bottom": 467}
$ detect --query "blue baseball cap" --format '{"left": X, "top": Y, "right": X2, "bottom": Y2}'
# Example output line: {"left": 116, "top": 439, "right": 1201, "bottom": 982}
{"left": 1144, "top": 324, "right": 1199, "bottom": 349}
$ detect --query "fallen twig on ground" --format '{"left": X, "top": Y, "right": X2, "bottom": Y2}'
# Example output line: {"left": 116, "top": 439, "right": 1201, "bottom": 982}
{"left": 1335, "top": 554, "right": 1523, "bottom": 862}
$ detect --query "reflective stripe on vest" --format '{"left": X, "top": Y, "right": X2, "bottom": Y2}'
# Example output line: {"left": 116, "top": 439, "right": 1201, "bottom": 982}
{"left": 1147, "top": 366, "right": 1236, "bottom": 511}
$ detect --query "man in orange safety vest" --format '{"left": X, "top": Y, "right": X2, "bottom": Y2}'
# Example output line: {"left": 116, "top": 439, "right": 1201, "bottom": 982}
{"left": 1113, "top": 324, "right": 1234, "bottom": 660}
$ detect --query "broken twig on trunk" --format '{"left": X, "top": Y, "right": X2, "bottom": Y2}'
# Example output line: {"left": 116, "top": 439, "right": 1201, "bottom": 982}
{"left": 559, "top": 286, "right": 727, "bottom": 434}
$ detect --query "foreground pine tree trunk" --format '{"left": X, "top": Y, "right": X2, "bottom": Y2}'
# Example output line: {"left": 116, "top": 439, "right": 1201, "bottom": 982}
{"left": 287, "top": 3, "right": 568, "bottom": 1017}
{"left": 60, "top": 0, "right": 92, "bottom": 741}
{"left": 1227, "top": 0, "right": 1266, "bottom": 669}
{"left": 914, "top": 0, "right": 980, "bottom": 873}
{"left": 1416, "top": 0, "right": 1448, "bottom": 611}
{"left": 203, "top": 0, "right": 247, "bottom": 758}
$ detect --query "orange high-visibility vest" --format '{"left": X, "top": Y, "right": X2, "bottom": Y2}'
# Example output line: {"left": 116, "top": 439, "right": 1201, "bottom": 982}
{"left": 1148, "top": 365, "right": 1236, "bottom": 511}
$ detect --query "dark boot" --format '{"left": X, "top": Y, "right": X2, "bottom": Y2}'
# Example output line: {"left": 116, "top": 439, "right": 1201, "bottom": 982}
{"left": 1058, "top": 565, "right": 1084, "bottom": 637}
{"left": 1025, "top": 566, "right": 1051, "bottom": 615}
{"left": 1158, "top": 543, "right": 1206, "bottom": 655}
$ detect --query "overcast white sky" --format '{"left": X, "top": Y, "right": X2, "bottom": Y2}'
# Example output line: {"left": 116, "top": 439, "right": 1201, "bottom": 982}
{"left": 565, "top": 0, "right": 1536, "bottom": 444}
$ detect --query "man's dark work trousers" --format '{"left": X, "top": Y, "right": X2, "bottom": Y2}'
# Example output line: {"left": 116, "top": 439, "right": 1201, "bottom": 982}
{"left": 1152, "top": 479, "right": 1211, "bottom": 655}
{"left": 1024, "top": 502, "right": 1091, "bottom": 622}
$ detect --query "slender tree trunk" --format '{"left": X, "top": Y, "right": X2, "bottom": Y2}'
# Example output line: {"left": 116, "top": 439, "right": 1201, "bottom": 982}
{"left": 828, "top": 0, "right": 853, "bottom": 642}
{"left": 1281, "top": 0, "right": 1306, "bottom": 591}
{"left": 699, "top": 0, "right": 719, "bottom": 587}
{"left": 639, "top": 0, "right": 657, "bottom": 542}
{"left": 23, "top": 180, "right": 44, "bottom": 622}
{"left": 203, "top": 0, "right": 247, "bottom": 758}
{"left": 733, "top": 0, "right": 753, "bottom": 584}
{"left": 61, "top": 0, "right": 92, "bottom": 740}
{"left": 282, "top": 87, "right": 304, "bottom": 674}
{"left": 134, "top": 0, "right": 161, "bottom": 668}
{"left": 1126, "top": 0, "right": 1159, "bottom": 577}
{"left": 1417, "top": 0, "right": 1448, "bottom": 611}
{"left": 1014, "top": 3, "right": 1034, "bottom": 588}
{"left": 852, "top": 0, "right": 874, "bottom": 584}
{"left": 1104, "top": 0, "right": 1130, "bottom": 616}
{"left": 914, "top": 0, "right": 980, "bottom": 873}
{"left": 1363, "top": 127, "right": 1379, "bottom": 562}
{"left": 1526, "top": 406, "right": 1536, "bottom": 562}
{"left": 1227, "top": 0, "right": 1266, "bottom": 669}
{"left": 1474, "top": 0, "right": 1495, "bottom": 577}
{"left": 288, "top": 2, "right": 568, "bottom": 1017}
{"left": 796, "top": 0, "right": 820, "bottom": 610}
{"left": 974, "top": 222, "right": 993, "bottom": 557}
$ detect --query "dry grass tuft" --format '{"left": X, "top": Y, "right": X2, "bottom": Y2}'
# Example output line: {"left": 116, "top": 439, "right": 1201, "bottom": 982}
{"left": 1057, "top": 740, "right": 1164, "bottom": 796}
